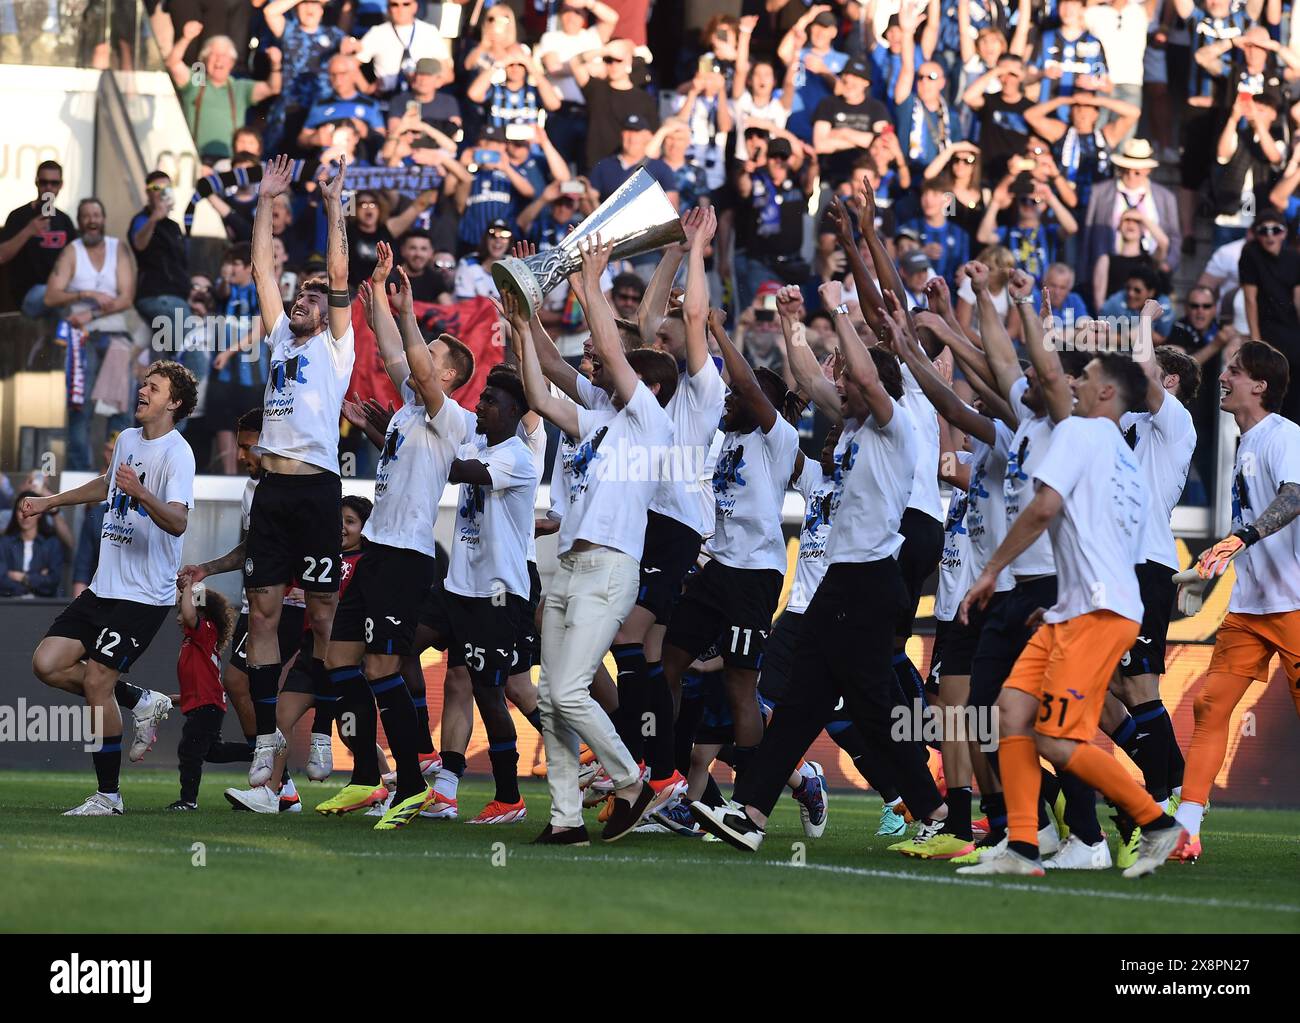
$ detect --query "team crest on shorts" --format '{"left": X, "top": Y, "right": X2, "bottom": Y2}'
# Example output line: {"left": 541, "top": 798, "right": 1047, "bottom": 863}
{"left": 245, "top": 558, "right": 254, "bottom": 576}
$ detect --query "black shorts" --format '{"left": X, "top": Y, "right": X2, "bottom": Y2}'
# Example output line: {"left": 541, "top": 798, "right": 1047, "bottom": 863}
{"left": 442, "top": 590, "right": 530, "bottom": 687}
{"left": 664, "top": 559, "right": 783, "bottom": 671}
{"left": 228, "top": 603, "right": 306, "bottom": 673}
{"left": 45, "top": 589, "right": 170, "bottom": 673}
{"left": 512, "top": 561, "right": 543, "bottom": 674}
{"left": 928, "top": 605, "right": 989, "bottom": 685}
{"left": 245, "top": 471, "right": 343, "bottom": 593}
{"left": 1119, "top": 561, "right": 1175, "bottom": 678}
{"left": 896, "top": 508, "right": 944, "bottom": 640}
{"left": 757, "top": 608, "right": 804, "bottom": 707}
{"left": 968, "top": 575, "right": 1058, "bottom": 710}
{"left": 330, "top": 543, "right": 437, "bottom": 655}
{"left": 280, "top": 655, "right": 316, "bottom": 695}
{"left": 417, "top": 577, "right": 450, "bottom": 648}
{"left": 636, "top": 511, "right": 704, "bottom": 624}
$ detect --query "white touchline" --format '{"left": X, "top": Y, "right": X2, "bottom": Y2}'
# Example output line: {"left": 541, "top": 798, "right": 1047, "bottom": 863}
{"left": 4, "top": 840, "right": 1296, "bottom": 916}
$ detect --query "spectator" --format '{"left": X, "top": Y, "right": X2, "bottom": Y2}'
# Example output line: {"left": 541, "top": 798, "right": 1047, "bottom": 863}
{"left": 1212, "top": 90, "right": 1286, "bottom": 247}
{"left": 298, "top": 54, "right": 386, "bottom": 150}
{"left": 900, "top": 177, "right": 971, "bottom": 285}
{"left": 536, "top": 0, "right": 621, "bottom": 161}
{"left": 463, "top": 3, "right": 521, "bottom": 75}
{"left": 1081, "top": 137, "right": 1181, "bottom": 275}
{"left": 262, "top": 0, "right": 346, "bottom": 152}
{"left": 454, "top": 219, "right": 512, "bottom": 300}
{"left": 964, "top": 53, "right": 1034, "bottom": 182}
{"left": 398, "top": 231, "right": 455, "bottom": 302}
{"left": 649, "top": 121, "right": 711, "bottom": 212}
{"left": 588, "top": 114, "right": 679, "bottom": 207}
{"left": 206, "top": 243, "right": 264, "bottom": 473}
{"left": 506, "top": 124, "right": 570, "bottom": 197}
{"left": 386, "top": 57, "right": 462, "bottom": 141}
{"left": 924, "top": 142, "right": 988, "bottom": 238}
{"left": 894, "top": 59, "right": 960, "bottom": 176}
{"left": 955, "top": 243, "right": 1017, "bottom": 341}
{"left": 609, "top": 272, "right": 645, "bottom": 320}
{"left": 978, "top": 173, "right": 1078, "bottom": 285}
{"left": 346, "top": 190, "right": 397, "bottom": 287}
{"left": 347, "top": 0, "right": 453, "bottom": 98}
{"left": 1041, "top": 262, "right": 1090, "bottom": 324}
{"left": 1092, "top": 208, "right": 1166, "bottom": 311}
{"left": 168, "top": 26, "right": 281, "bottom": 164}
{"left": 43, "top": 198, "right": 137, "bottom": 471}
{"left": 779, "top": 7, "right": 848, "bottom": 142}
{"left": 869, "top": 6, "right": 938, "bottom": 106}
{"left": 735, "top": 135, "right": 810, "bottom": 310}
{"left": 1084, "top": 0, "right": 1149, "bottom": 144}
{"left": 0, "top": 160, "right": 76, "bottom": 322}
{"left": 166, "top": 0, "right": 254, "bottom": 70}
{"left": 453, "top": 125, "right": 537, "bottom": 253}
{"left": 131, "top": 170, "right": 193, "bottom": 362}
{"left": 1034, "top": 0, "right": 1111, "bottom": 113}
{"left": 0, "top": 490, "right": 65, "bottom": 599}
{"left": 205, "top": 151, "right": 262, "bottom": 242}
{"left": 734, "top": 280, "right": 787, "bottom": 374}
{"left": 1167, "top": 284, "right": 1239, "bottom": 369}
{"left": 1238, "top": 206, "right": 1300, "bottom": 422}
{"left": 732, "top": 18, "right": 798, "bottom": 159}
{"left": 1024, "top": 94, "right": 1140, "bottom": 219}
{"left": 1097, "top": 262, "right": 1173, "bottom": 331}
{"left": 518, "top": 178, "right": 595, "bottom": 250}
{"left": 467, "top": 46, "right": 562, "bottom": 135}
{"left": 571, "top": 38, "right": 659, "bottom": 169}
{"left": 665, "top": 59, "right": 733, "bottom": 193}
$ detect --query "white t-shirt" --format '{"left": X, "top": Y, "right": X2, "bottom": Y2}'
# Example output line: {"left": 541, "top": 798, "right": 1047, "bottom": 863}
{"left": 1004, "top": 376, "right": 1058, "bottom": 577}
{"left": 707, "top": 416, "right": 800, "bottom": 573}
{"left": 1121, "top": 393, "right": 1195, "bottom": 570}
{"left": 445, "top": 433, "right": 539, "bottom": 600}
{"left": 520, "top": 417, "right": 547, "bottom": 564}
{"left": 1229, "top": 413, "right": 1300, "bottom": 615}
{"left": 358, "top": 19, "right": 453, "bottom": 94}
{"left": 1085, "top": 0, "right": 1148, "bottom": 87}
{"left": 1203, "top": 238, "right": 1246, "bottom": 292}
{"left": 935, "top": 453, "right": 977, "bottom": 623}
{"left": 365, "top": 383, "right": 471, "bottom": 559}
{"left": 93, "top": 428, "right": 196, "bottom": 606}
{"left": 956, "top": 280, "right": 1010, "bottom": 340}
{"left": 558, "top": 381, "right": 674, "bottom": 560}
{"left": 536, "top": 27, "right": 603, "bottom": 104}
{"left": 901, "top": 363, "right": 943, "bottom": 522}
{"left": 1032, "top": 416, "right": 1146, "bottom": 624}
{"left": 788, "top": 457, "right": 835, "bottom": 615}
{"left": 257, "top": 313, "right": 355, "bottom": 474}
{"left": 733, "top": 92, "right": 790, "bottom": 158}
{"left": 827, "top": 402, "right": 919, "bottom": 565}
{"left": 648, "top": 362, "right": 725, "bottom": 537}
{"left": 966, "top": 415, "right": 1017, "bottom": 593}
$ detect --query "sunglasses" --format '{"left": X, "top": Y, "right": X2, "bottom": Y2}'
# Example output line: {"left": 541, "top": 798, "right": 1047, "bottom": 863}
{"left": 358, "top": 200, "right": 379, "bottom": 209}
{"left": 434, "top": 258, "right": 456, "bottom": 269}
{"left": 37, "top": 178, "right": 62, "bottom": 188}
{"left": 1187, "top": 302, "right": 1215, "bottom": 309}
{"left": 1257, "top": 224, "right": 1286, "bottom": 236}
{"left": 922, "top": 71, "right": 942, "bottom": 80}
{"left": 488, "top": 228, "right": 513, "bottom": 239}
{"left": 956, "top": 154, "right": 976, "bottom": 164}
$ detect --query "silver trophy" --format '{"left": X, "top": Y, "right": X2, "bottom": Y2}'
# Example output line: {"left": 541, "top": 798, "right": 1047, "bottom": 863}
{"left": 491, "top": 167, "right": 686, "bottom": 319}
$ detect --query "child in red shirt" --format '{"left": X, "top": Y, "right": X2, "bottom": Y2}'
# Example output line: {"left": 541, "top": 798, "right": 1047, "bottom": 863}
{"left": 168, "top": 581, "right": 252, "bottom": 809}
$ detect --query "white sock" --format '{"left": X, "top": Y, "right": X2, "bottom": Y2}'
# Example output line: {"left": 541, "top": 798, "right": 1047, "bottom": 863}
{"left": 886, "top": 797, "right": 902, "bottom": 808}
{"left": 434, "top": 771, "right": 459, "bottom": 801}
{"left": 1159, "top": 798, "right": 1169, "bottom": 812}
{"left": 100, "top": 791, "right": 122, "bottom": 802}
{"left": 1174, "top": 801, "right": 1204, "bottom": 835}
{"left": 281, "top": 776, "right": 297, "bottom": 798}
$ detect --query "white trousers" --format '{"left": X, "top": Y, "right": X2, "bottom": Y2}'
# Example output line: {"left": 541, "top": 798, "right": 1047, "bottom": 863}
{"left": 538, "top": 547, "right": 641, "bottom": 827}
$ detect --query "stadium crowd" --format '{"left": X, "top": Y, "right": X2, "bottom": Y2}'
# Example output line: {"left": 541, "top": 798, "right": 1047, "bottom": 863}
{"left": 3, "top": 0, "right": 1300, "bottom": 881}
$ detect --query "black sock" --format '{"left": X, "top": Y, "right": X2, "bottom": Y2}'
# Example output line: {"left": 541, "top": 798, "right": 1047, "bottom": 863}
{"left": 730, "top": 744, "right": 759, "bottom": 786}
{"left": 408, "top": 668, "right": 435, "bottom": 753}
{"left": 1106, "top": 713, "right": 1142, "bottom": 761}
{"left": 1059, "top": 770, "right": 1103, "bottom": 844}
{"left": 1009, "top": 840, "right": 1039, "bottom": 860}
{"left": 702, "top": 774, "right": 725, "bottom": 808}
{"left": 523, "top": 706, "right": 542, "bottom": 732}
{"left": 114, "top": 680, "right": 144, "bottom": 710}
{"left": 92, "top": 734, "right": 123, "bottom": 794}
{"left": 1128, "top": 700, "right": 1173, "bottom": 802}
{"left": 645, "top": 661, "right": 677, "bottom": 780}
{"left": 982, "top": 791, "right": 1007, "bottom": 831}
{"left": 610, "top": 644, "right": 648, "bottom": 760}
{"left": 442, "top": 750, "right": 467, "bottom": 778}
{"left": 309, "top": 658, "right": 336, "bottom": 737}
{"left": 1166, "top": 720, "right": 1186, "bottom": 792}
{"left": 946, "top": 786, "right": 973, "bottom": 841}
{"left": 488, "top": 741, "right": 521, "bottom": 803}
{"left": 247, "top": 662, "right": 282, "bottom": 735}
{"left": 675, "top": 680, "right": 704, "bottom": 775}
{"left": 332, "top": 665, "right": 379, "bottom": 785}
{"left": 370, "top": 673, "right": 422, "bottom": 800}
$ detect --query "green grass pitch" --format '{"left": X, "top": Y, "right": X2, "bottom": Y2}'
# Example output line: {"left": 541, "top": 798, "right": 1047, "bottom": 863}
{"left": 2, "top": 770, "right": 1298, "bottom": 932}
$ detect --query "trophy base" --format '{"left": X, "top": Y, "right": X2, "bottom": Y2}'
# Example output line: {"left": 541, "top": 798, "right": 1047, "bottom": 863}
{"left": 491, "top": 258, "right": 543, "bottom": 321}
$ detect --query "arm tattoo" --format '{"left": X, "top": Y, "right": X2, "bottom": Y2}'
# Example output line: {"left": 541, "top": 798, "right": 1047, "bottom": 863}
{"left": 1252, "top": 482, "right": 1300, "bottom": 540}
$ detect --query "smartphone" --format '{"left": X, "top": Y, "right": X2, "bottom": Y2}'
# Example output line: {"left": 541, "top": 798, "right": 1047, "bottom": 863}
{"left": 560, "top": 179, "right": 586, "bottom": 195}
{"left": 505, "top": 122, "right": 534, "bottom": 142}
{"left": 762, "top": 294, "right": 778, "bottom": 312}
{"left": 698, "top": 55, "right": 714, "bottom": 75}
{"left": 474, "top": 149, "right": 501, "bottom": 166}
{"left": 406, "top": 100, "right": 421, "bottom": 117}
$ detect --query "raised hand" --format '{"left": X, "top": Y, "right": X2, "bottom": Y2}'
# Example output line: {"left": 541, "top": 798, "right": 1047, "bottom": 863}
{"left": 358, "top": 279, "right": 376, "bottom": 330}
{"left": 362, "top": 397, "right": 395, "bottom": 435}
{"left": 372, "top": 240, "right": 394, "bottom": 283}
{"left": 260, "top": 154, "right": 294, "bottom": 200}
{"left": 319, "top": 156, "right": 347, "bottom": 205}
{"left": 19, "top": 494, "right": 51, "bottom": 525}
{"left": 511, "top": 239, "right": 537, "bottom": 261}
{"left": 776, "top": 284, "right": 805, "bottom": 322}
{"left": 854, "top": 188, "right": 878, "bottom": 235}
{"left": 682, "top": 206, "right": 717, "bottom": 250}
{"left": 825, "top": 196, "right": 855, "bottom": 245}
{"left": 342, "top": 394, "right": 370, "bottom": 429}
{"left": 388, "top": 267, "right": 414, "bottom": 317}
{"left": 818, "top": 279, "right": 844, "bottom": 309}
{"left": 962, "top": 260, "right": 990, "bottom": 292}
{"left": 924, "top": 275, "right": 952, "bottom": 317}
{"left": 578, "top": 232, "right": 615, "bottom": 283}
{"left": 1007, "top": 268, "right": 1034, "bottom": 301}
{"left": 707, "top": 307, "right": 727, "bottom": 337}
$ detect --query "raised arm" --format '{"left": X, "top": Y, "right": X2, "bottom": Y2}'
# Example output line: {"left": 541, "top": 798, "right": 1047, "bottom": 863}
{"left": 179, "top": 577, "right": 200, "bottom": 629}
{"left": 252, "top": 154, "right": 292, "bottom": 331}
{"left": 960, "top": 484, "right": 1063, "bottom": 622}
{"left": 392, "top": 266, "right": 444, "bottom": 415}
{"left": 360, "top": 241, "right": 409, "bottom": 392}
{"left": 892, "top": 306, "right": 996, "bottom": 444}
{"left": 1008, "top": 267, "right": 1071, "bottom": 422}
{"left": 712, "top": 307, "right": 777, "bottom": 432}
{"left": 638, "top": 216, "right": 692, "bottom": 344}
{"left": 828, "top": 278, "right": 895, "bottom": 426}
{"left": 574, "top": 234, "right": 638, "bottom": 405}
{"left": 778, "top": 286, "right": 841, "bottom": 423}
{"left": 319, "top": 158, "right": 352, "bottom": 339}
{"left": 19, "top": 475, "right": 109, "bottom": 526}
{"left": 166, "top": 20, "right": 205, "bottom": 89}
{"left": 509, "top": 289, "right": 580, "bottom": 436}
{"left": 965, "top": 260, "right": 1024, "bottom": 403}
{"left": 826, "top": 195, "right": 885, "bottom": 335}
{"left": 681, "top": 206, "right": 716, "bottom": 375}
